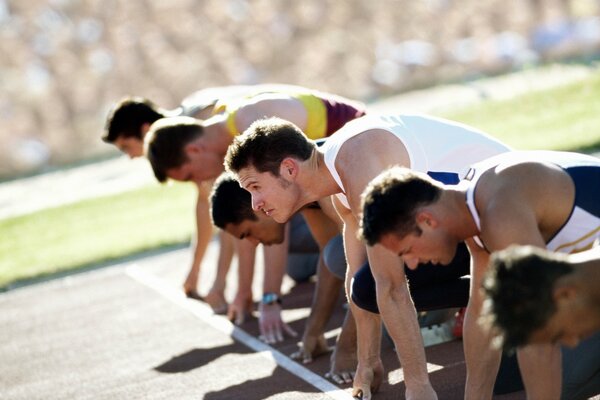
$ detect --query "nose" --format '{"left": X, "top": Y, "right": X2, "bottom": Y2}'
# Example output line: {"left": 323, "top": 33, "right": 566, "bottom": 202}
{"left": 561, "top": 335, "right": 580, "bottom": 348}
{"left": 403, "top": 256, "right": 420, "bottom": 270}
{"left": 251, "top": 195, "right": 264, "bottom": 212}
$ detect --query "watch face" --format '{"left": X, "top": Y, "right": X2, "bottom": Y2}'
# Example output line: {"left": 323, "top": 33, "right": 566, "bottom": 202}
{"left": 262, "top": 293, "right": 279, "bottom": 305}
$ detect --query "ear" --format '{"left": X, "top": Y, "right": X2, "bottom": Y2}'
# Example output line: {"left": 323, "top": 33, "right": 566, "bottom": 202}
{"left": 279, "top": 157, "right": 298, "bottom": 179}
{"left": 415, "top": 210, "right": 438, "bottom": 228}
{"left": 553, "top": 283, "right": 578, "bottom": 304}
{"left": 140, "top": 122, "right": 152, "bottom": 137}
{"left": 184, "top": 141, "right": 203, "bottom": 156}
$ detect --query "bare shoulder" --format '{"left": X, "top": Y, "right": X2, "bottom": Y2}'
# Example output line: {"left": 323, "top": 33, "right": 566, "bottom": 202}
{"left": 336, "top": 128, "right": 410, "bottom": 211}
{"left": 336, "top": 128, "right": 409, "bottom": 172}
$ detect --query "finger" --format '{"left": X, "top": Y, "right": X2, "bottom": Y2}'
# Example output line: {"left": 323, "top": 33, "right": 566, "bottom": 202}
{"left": 274, "top": 328, "right": 284, "bottom": 343}
{"left": 302, "top": 353, "right": 313, "bottom": 364}
{"left": 352, "top": 386, "right": 371, "bottom": 400}
{"left": 331, "top": 373, "right": 345, "bottom": 385}
{"left": 282, "top": 323, "right": 297, "bottom": 338}
{"left": 227, "top": 309, "right": 236, "bottom": 322}
{"left": 235, "top": 311, "right": 245, "bottom": 325}
{"left": 341, "top": 372, "right": 353, "bottom": 383}
{"left": 264, "top": 329, "right": 276, "bottom": 344}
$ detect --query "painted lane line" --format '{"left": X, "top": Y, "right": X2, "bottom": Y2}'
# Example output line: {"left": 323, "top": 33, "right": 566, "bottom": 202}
{"left": 125, "top": 264, "right": 354, "bottom": 400}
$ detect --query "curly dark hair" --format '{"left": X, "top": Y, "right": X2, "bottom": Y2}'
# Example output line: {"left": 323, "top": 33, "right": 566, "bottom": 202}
{"left": 103, "top": 97, "right": 164, "bottom": 142}
{"left": 359, "top": 167, "right": 442, "bottom": 246}
{"left": 224, "top": 117, "right": 315, "bottom": 176}
{"left": 210, "top": 172, "right": 257, "bottom": 229}
{"left": 482, "top": 245, "right": 573, "bottom": 350}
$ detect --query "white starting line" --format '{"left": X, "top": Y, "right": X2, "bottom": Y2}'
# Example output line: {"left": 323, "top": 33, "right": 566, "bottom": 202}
{"left": 125, "top": 263, "right": 355, "bottom": 400}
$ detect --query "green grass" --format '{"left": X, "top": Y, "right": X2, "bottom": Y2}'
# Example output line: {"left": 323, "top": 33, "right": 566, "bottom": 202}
{"left": 444, "top": 71, "right": 600, "bottom": 151}
{"left": 0, "top": 182, "right": 197, "bottom": 288}
{"left": 2, "top": 68, "right": 600, "bottom": 289}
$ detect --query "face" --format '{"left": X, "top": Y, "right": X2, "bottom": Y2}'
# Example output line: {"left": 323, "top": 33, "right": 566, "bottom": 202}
{"left": 238, "top": 166, "right": 300, "bottom": 223}
{"left": 378, "top": 227, "right": 457, "bottom": 269}
{"left": 114, "top": 136, "right": 144, "bottom": 158}
{"left": 224, "top": 212, "right": 286, "bottom": 246}
{"left": 527, "top": 290, "right": 597, "bottom": 348}
{"left": 166, "top": 143, "right": 224, "bottom": 184}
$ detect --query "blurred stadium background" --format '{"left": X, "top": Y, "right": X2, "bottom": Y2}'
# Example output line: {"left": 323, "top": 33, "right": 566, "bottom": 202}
{"left": 1, "top": 0, "right": 599, "bottom": 179}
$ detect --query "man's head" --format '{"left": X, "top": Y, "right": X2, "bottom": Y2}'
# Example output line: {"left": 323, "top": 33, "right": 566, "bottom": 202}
{"left": 145, "top": 116, "right": 221, "bottom": 184}
{"left": 224, "top": 117, "right": 316, "bottom": 223}
{"left": 359, "top": 167, "right": 456, "bottom": 268}
{"left": 103, "top": 97, "right": 165, "bottom": 158}
{"left": 482, "top": 245, "right": 595, "bottom": 349}
{"left": 210, "top": 172, "right": 286, "bottom": 245}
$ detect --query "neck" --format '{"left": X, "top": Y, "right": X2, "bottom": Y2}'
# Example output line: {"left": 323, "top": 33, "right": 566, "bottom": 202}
{"left": 570, "top": 261, "right": 600, "bottom": 327}
{"left": 296, "top": 149, "right": 341, "bottom": 205}
{"left": 443, "top": 187, "right": 481, "bottom": 240}
{"left": 203, "top": 115, "right": 234, "bottom": 156}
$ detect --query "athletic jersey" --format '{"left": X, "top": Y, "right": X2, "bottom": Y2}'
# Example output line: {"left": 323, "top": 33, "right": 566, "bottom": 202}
{"left": 213, "top": 88, "right": 366, "bottom": 139}
{"left": 322, "top": 114, "right": 511, "bottom": 209}
{"left": 179, "top": 86, "right": 257, "bottom": 117}
{"left": 463, "top": 150, "right": 600, "bottom": 254}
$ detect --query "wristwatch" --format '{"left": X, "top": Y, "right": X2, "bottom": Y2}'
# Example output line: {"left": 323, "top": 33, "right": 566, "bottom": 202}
{"left": 261, "top": 292, "right": 282, "bottom": 305}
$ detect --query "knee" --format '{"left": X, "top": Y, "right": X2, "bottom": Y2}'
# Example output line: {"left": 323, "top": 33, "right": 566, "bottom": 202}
{"left": 286, "top": 254, "right": 318, "bottom": 282}
{"left": 323, "top": 235, "right": 346, "bottom": 280}
{"left": 350, "top": 263, "right": 379, "bottom": 314}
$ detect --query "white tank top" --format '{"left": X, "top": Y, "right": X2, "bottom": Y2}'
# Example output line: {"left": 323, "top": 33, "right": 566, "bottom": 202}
{"left": 321, "top": 114, "right": 511, "bottom": 209}
{"left": 463, "top": 150, "right": 600, "bottom": 253}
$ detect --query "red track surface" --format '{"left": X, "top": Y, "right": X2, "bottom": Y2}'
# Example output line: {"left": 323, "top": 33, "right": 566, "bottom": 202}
{"left": 1, "top": 244, "right": 527, "bottom": 400}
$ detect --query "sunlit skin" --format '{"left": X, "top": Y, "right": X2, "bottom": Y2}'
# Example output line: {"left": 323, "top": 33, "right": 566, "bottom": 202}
{"left": 114, "top": 136, "right": 144, "bottom": 158}
{"left": 528, "top": 293, "right": 598, "bottom": 348}
{"left": 166, "top": 142, "right": 228, "bottom": 185}
{"left": 377, "top": 213, "right": 461, "bottom": 269}
{"left": 526, "top": 256, "right": 600, "bottom": 348}
{"left": 114, "top": 123, "right": 151, "bottom": 159}
{"left": 224, "top": 212, "right": 286, "bottom": 246}
{"left": 238, "top": 166, "right": 304, "bottom": 224}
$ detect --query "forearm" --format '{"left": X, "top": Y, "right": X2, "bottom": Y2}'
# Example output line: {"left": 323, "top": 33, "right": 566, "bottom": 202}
{"left": 351, "top": 301, "right": 382, "bottom": 362}
{"left": 304, "top": 255, "right": 343, "bottom": 336}
{"left": 262, "top": 225, "right": 290, "bottom": 295}
{"left": 378, "top": 286, "right": 430, "bottom": 387}
{"left": 186, "top": 196, "right": 214, "bottom": 287}
{"left": 235, "top": 238, "right": 257, "bottom": 299}
{"left": 463, "top": 301, "right": 501, "bottom": 399}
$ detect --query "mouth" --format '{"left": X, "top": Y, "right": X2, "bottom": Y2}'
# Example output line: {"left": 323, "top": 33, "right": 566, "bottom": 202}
{"left": 263, "top": 208, "right": 274, "bottom": 217}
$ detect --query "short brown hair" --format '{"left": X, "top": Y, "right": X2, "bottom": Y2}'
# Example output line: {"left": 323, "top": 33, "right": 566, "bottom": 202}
{"left": 145, "top": 116, "right": 204, "bottom": 183}
{"left": 482, "top": 245, "right": 573, "bottom": 350}
{"left": 359, "top": 167, "right": 442, "bottom": 245}
{"left": 103, "top": 97, "right": 164, "bottom": 143}
{"left": 224, "top": 117, "right": 315, "bottom": 176}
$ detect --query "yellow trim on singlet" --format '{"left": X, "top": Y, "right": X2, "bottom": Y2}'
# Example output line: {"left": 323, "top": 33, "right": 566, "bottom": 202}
{"left": 295, "top": 92, "right": 326, "bottom": 139}
{"left": 554, "top": 226, "right": 600, "bottom": 253}
{"left": 211, "top": 90, "right": 327, "bottom": 138}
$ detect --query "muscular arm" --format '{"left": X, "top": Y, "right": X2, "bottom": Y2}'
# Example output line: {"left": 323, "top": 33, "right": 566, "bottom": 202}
{"left": 259, "top": 223, "right": 298, "bottom": 343}
{"left": 183, "top": 182, "right": 215, "bottom": 296}
{"left": 291, "top": 207, "right": 346, "bottom": 365}
{"left": 335, "top": 200, "right": 384, "bottom": 400}
{"left": 465, "top": 176, "right": 563, "bottom": 399}
{"left": 339, "top": 129, "right": 436, "bottom": 399}
{"left": 463, "top": 240, "right": 501, "bottom": 399}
